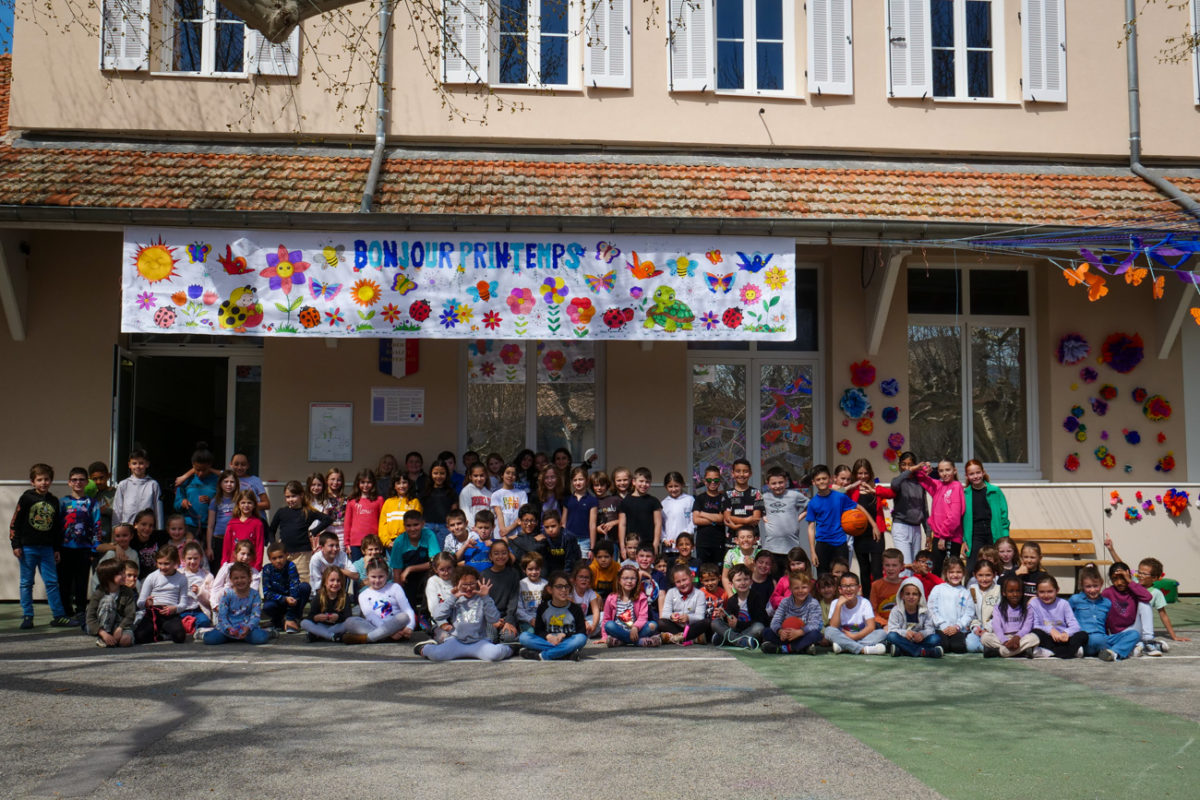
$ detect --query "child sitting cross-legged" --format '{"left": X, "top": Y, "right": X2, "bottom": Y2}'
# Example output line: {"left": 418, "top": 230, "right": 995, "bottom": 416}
{"left": 343, "top": 559, "right": 415, "bottom": 644}
{"left": 884, "top": 577, "right": 943, "bottom": 658}
{"left": 414, "top": 566, "right": 515, "bottom": 662}
{"left": 981, "top": 575, "right": 1039, "bottom": 658}
{"left": 85, "top": 560, "right": 137, "bottom": 648}
{"left": 824, "top": 571, "right": 888, "bottom": 655}
{"left": 601, "top": 564, "right": 659, "bottom": 647}
{"left": 518, "top": 569, "right": 590, "bottom": 661}
{"left": 658, "top": 563, "right": 712, "bottom": 646}
{"left": 302, "top": 565, "right": 371, "bottom": 642}
{"left": 1069, "top": 565, "right": 1141, "bottom": 661}
{"left": 203, "top": 561, "right": 271, "bottom": 645}
{"left": 714, "top": 564, "right": 770, "bottom": 650}
{"left": 1030, "top": 575, "right": 1087, "bottom": 659}
{"left": 927, "top": 556, "right": 975, "bottom": 653}
{"left": 761, "top": 569, "right": 823, "bottom": 655}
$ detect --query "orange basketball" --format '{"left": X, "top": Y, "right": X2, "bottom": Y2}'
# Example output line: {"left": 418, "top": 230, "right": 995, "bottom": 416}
{"left": 841, "top": 508, "right": 870, "bottom": 537}
{"left": 780, "top": 616, "right": 806, "bottom": 631}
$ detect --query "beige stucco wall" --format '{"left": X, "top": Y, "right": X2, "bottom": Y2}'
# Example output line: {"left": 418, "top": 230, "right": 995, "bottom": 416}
{"left": 10, "top": 1, "right": 1200, "bottom": 158}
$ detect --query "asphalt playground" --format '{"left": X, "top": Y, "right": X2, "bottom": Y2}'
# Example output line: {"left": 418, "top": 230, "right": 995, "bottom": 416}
{"left": 1, "top": 601, "right": 1198, "bottom": 800}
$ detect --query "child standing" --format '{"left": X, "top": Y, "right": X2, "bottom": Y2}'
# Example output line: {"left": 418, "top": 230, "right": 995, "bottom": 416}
{"left": 86, "top": 461, "right": 116, "bottom": 543}
{"left": 59, "top": 466, "right": 102, "bottom": 623}
{"left": 344, "top": 469, "right": 385, "bottom": 562}
{"left": 175, "top": 444, "right": 218, "bottom": 539}
{"left": 762, "top": 570, "right": 824, "bottom": 654}
{"left": 723, "top": 459, "right": 764, "bottom": 553}
{"left": 1030, "top": 575, "right": 1087, "bottom": 658}
{"left": 344, "top": 560, "right": 415, "bottom": 644}
{"left": 658, "top": 471, "right": 694, "bottom": 561}
{"left": 691, "top": 465, "right": 729, "bottom": 568}
{"left": 85, "top": 560, "right": 136, "bottom": 647}
{"left": 268, "top": 481, "right": 331, "bottom": 583}
{"left": 205, "top": 470, "right": 240, "bottom": 566}
{"left": 518, "top": 552, "right": 548, "bottom": 633}
{"left": 135, "top": 545, "right": 190, "bottom": 644}
{"left": 715, "top": 564, "right": 770, "bottom": 649}
{"left": 824, "top": 572, "right": 888, "bottom": 655}
{"left": 562, "top": 467, "right": 597, "bottom": 559}
{"left": 537, "top": 464, "right": 567, "bottom": 516}
{"left": 519, "top": 570, "right": 589, "bottom": 661}
{"left": 927, "top": 556, "right": 974, "bottom": 653}
{"left": 112, "top": 449, "right": 163, "bottom": 528}
{"left": 806, "top": 465, "right": 877, "bottom": 575}
{"left": 847, "top": 459, "right": 894, "bottom": 588}
{"left": 916, "top": 460, "right": 965, "bottom": 577}
{"left": 760, "top": 466, "right": 808, "bottom": 580}
{"left": 888, "top": 453, "right": 930, "bottom": 566}
{"left": 203, "top": 561, "right": 271, "bottom": 645}
{"left": 322, "top": 468, "right": 348, "bottom": 550}
{"left": 885, "top": 577, "right": 944, "bottom": 658}
{"left": 617, "top": 467, "right": 663, "bottom": 558}
{"left": 592, "top": 471, "right": 622, "bottom": 555}
{"left": 491, "top": 463, "right": 529, "bottom": 541}
{"left": 601, "top": 565, "right": 658, "bottom": 647}
{"left": 457, "top": 464, "right": 493, "bottom": 530}
{"left": 11, "top": 463, "right": 72, "bottom": 629}
{"left": 222, "top": 490, "right": 266, "bottom": 569}
{"left": 414, "top": 567, "right": 515, "bottom": 661}
{"left": 262, "top": 542, "right": 312, "bottom": 633}
{"left": 962, "top": 459, "right": 1010, "bottom": 576}
{"left": 422, "top": 460, "right": 458, "bottom": 545}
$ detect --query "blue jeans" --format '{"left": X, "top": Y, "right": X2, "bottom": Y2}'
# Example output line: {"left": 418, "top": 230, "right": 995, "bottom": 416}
{"left": 603, "top": 620, "right": 658, "bottom": 644}
{"left": 885, "top": 631, "right": 944, "bottom": 657}
{"left": 762, "top": 627, "right": 822, "bottom": 653}
{"left": 1085, "top": 629, "right": 1141, "bottom": 659}
{"left": 180, "top": 610, "right": 212, "bottom": 629}
{"left": 18, "top": 545, "right": 65, "bottom": 618}
{"left": 519, "top": 631, "right": 587, "bottom": 660}
{"left": 203, "top": 628, "right": 271, "bottom": 645}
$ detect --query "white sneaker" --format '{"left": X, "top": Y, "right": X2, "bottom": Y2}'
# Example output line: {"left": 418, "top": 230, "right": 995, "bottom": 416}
{"left": 831, "top": 642, "right": 843, "bottom": 654}
{"left": 1075, "top": 646, "right": 1084, "bottom": 659}
{"left": 1097, "top": 649, "right": 1117, "bottom": 662}
{"left": 1032, "top": 647, "right": 1053, "bottom": 659}
{"left": 862, "top": 643, "right": 887, "bottom": 656}
{"left": 1133, "top": 642, "right": 1145, "bottom": 657}
{"left": 1154, "top": 637, "right": 1172, "bottom": 653}
{"left": 1144, "top": 644, "right": 1164, "bottom": 657}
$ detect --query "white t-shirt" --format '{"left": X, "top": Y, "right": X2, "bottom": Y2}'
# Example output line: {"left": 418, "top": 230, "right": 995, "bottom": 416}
{"left": 660, "top": 494, "right": 695, "bottom": 551}
{"left": 425, "top": 575, "right": 454, "bottom": 621}
{"left": 760, "top": 489, "right": 808, "bottom": 555}
{"left": 358, "top": 582, "right": 415, "bottom": 629}
{"left": 518, "top": 577, "right": 547, "bottom": 623}
{"left": 458, "top": 485, "right": 493, "bottom": 528}
{"left": 490, "top": 488, "right": 528, "bottom": 531}
{"left": 830, "top": 596, "right": 875, "bottom": 634}
{"left": 572, "top": 588, "right": 599, "bottom": 622}
{"left": 309, "top": 550, "right": 352, "bottom": 586}
{"left": 443, "top": 530, "right": 482, "bottom": 553}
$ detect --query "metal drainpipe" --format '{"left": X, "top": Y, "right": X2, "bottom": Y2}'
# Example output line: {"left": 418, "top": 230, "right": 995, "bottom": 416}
{"left": 1124, "top": 0, "right": 1200, "bottom": 220}
{"left": 359, "top": 0, "right": 392, "bottom": 213}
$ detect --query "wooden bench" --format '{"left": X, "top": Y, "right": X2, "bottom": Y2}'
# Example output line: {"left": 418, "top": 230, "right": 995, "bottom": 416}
{"left": 1009, "top": 529, "right": 1112, "bottom": 570}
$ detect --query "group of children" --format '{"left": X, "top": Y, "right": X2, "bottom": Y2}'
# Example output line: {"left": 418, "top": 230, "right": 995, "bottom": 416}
{"left": 9, "top": 448, "right": 1187, "bottom": 663}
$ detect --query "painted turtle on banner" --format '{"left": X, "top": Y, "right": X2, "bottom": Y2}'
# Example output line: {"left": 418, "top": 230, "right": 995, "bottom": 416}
{"left": 644, "top": 286, "right": 694, "bottom": 332}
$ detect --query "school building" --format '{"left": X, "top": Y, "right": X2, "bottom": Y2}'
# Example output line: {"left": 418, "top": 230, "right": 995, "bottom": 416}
{"left": 2, "top": 0, "right": 1199, "bottom": 598}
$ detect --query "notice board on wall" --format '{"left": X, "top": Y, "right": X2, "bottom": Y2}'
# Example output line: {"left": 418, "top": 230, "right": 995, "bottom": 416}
{"left": 309, "top": 403, "right": 353, "bottom": 461}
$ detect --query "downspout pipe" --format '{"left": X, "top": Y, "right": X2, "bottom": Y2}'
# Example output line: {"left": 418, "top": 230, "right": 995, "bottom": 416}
{"left": 360, "top": 0, "right": 392, "bottom": 213}
{"left": 1125, "top": 0, "right": 1200, "bottom": 220}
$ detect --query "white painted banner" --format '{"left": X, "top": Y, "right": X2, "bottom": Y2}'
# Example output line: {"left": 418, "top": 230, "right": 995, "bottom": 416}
{"left": 121, "top": 228, "right": 797, "bottom": 340}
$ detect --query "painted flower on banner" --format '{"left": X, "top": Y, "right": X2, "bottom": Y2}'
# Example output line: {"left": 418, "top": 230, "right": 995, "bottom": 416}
{"left": 409, "top": 299, "right": 431, "bottom": 322}
{"left": 629, "top": 286, "right": 644, "bottom": 300}
{"left": 483, "top": 311, "right": 503, "bottom": 330}
{"left": 260, "top": 245, "right": 310, "bottom": 294}
{"left": 202, "top": 290, "right": 218, "bottom": 306}
{"left": 739, "top": 283, "right": 762, "bottom": 306}
{"left": 566, "top": 297, "right": 595, "bottom": 324}
{"left": 764, "top": 266, "right": 788, "bottom": 291}
{"left": 187, "top": 284, "right": 203, "bottom": 300}
{"left": 135, "top": 292, "right": 156, "bottom": 310}
{"left": 381, "top": 304, "right": 402, "bottom": 323}
{"left": 439, "top": 308, "right": 459, "bottom": 329}
{"left": 573, "top": 357, "right": 595, "bottom": 376}
{"left": 325, "top": 308, "right": 344, "bottom": 326}
{"left": 699, "top": 311, "right": 720, "bottom": 330}
{"left": 350, "top": 279, "right": 382, "bottom": 307}
{"left": 507, "top": 288, "right": 536, "bottom": 315}
{"left": 499, "top": 344, "right": 523, "bottom": 365}
{"left": 456, "top": 304, "right": 475, "bottom": 323}
{"left": 541, "top": 277, "right": 569, "bottom": 304}
{"left": 480, "top": 362, "right": 496, "bottom": 377}
{"left": 543, "top": 349, "right": 567, "bottom": 372}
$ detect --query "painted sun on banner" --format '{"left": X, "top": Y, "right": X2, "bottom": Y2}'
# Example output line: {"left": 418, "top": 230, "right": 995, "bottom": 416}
{"left": 121, "top": 228, "right": 797, "bottom": 341}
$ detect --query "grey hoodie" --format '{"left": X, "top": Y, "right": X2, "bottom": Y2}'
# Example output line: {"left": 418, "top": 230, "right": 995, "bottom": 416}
{"left": 113, "top": 475, "right": 163, "bottom": 528}
{"left": 886, "top": 577, "right": 935, "bottom": 637}
{"left": 434, "top": 594, "right": 501, "bottom": 644}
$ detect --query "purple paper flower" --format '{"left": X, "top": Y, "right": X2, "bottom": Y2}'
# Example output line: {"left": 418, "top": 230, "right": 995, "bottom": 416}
{"left": 880, "top": 378, "right": 900, "bottom": 397}
{"left": 1063, "top": 416, "right": 1080, "bottom": 433}
{"left": 887, "top": 432, "right": 905, "bottom": 450}
{"left": 1091, "top": 398, "right": 1108, "bottom": 416}
{"left": 1080, "top": 367, "right": 1098, "bottom": 383}
{"left": 881, "top": 406, "right": 899, "bottom": 424}
{"left": 1056, "top": 333, "right": 1090, "bottom": 365}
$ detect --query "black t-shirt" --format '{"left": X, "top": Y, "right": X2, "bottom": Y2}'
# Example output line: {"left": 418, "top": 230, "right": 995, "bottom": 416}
{"left": 596, "top": 494, "right": 623, "bottom": 545}
{"left": 619, "top": 494, "right": 662, "bottom": 539}
{"left": 725, "top": 487, "right": 765, "bottom": 543}
{"left": 133, "top": 530, "right": 168, "bottom": 579}
{"left": 422, "top": 485, "right": 456, "bottom": 525}
{"left": 970, "top": 486, "right": 993, "bottom": 546}
{"left": 693, "top": 492, "right": 728, "bottom": 550}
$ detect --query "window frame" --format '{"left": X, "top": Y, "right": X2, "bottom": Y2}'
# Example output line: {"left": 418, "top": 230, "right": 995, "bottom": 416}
{"left": 490, "top": 0, "right": 583, "bottom": 89}
{"left": 929, "top": 0, "right": 1006, "bottom": 102}
{"left": 906, "top": 263, "right": 1039, "bottom": 479}
{"left": 155, "top": 0, "right": 248, "bottom": 78}
{"left": 712, "top": 0, "right": 796, "bottom": 96}
{"left": 458, "top": 340, "right": 606, "bottom": 458}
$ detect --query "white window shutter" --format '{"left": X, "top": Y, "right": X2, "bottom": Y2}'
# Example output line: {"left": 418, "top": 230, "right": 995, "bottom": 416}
{"left": 100, "top": 0, "right": 149, "bottom": 71}
{"left": 443, "top": 0, "right": 489, "bottom": 84}
{"left": 886, "top": 0, "right": 931, "bottom": 98}
{"left": 807, "top": 0, "right": 853, "bottom": 95}
{"left": 586, "top": 0, "right": 632, "bottom": 88}
{"left": 1022, "top": 0, "right": 1066, "bottom": 102}
{"left": 245, "top": 26, "right": 301, "bottom": 77}
{"left": 1192, "top": 0, "right": 1200, "bottom": 105}
{"left": 669, "top": 0, "right": 713, "bottom": 92}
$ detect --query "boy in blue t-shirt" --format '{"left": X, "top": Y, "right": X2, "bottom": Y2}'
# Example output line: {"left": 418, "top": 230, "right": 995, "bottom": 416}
{"left": 805, "top": 464, "right": 877, "bottom": 576}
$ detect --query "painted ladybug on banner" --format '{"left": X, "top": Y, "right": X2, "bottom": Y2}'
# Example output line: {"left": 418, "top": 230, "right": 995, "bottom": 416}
{"left": 602, "top": 307, "right": 635, "bottom": 330}
{"left": 218, "top": 286, "right": 264, "bottom": 333}
{"left": 297, "top": 306, "right": 321, "bottom": 329}
{"left": 153, "top": 307, "right": 176, "bottom": 329}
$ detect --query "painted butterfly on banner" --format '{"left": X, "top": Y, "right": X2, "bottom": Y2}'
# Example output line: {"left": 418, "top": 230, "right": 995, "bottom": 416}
{"left": 705, "top": 272, "right": 735, "bottom": 293}
{"left": 584, "top": 270, "right": 616, "bottom": 293}
{"left": 392, "top": 275, "right": 418, "bottom": 296}
{"left": 595, "top": 241, "right": 621, "bottom": 264}
{"left": 311, "top": 279, "right": 342, "bottom": 301}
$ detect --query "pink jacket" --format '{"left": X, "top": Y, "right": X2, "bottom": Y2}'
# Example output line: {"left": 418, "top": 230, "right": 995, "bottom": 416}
{"left": 600, "top": 593, "right": 649, "bottom": 641}
{"left": 916, "top": 474, "right": 965, "bottom": 543}
{"left": 344, "top": 496, "right": 386, "bottom": 548}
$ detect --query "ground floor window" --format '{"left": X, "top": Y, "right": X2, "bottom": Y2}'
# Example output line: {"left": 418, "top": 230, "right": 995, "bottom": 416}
{"left": 464, "top": 340, "right": 601, "bottom": 461}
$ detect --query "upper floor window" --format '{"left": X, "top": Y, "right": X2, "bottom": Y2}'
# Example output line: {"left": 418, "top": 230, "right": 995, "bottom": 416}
{"left": 930, "top": 0, "right": 996, "bottom": 99}
{"left": 670, "top": 0, "right": 797, "bottom": 95}
{"left": 99, "top": 0, "right": 300, "bottom": 77}
{"left": 497, "top": 0, "right": 574, "bottom": 86}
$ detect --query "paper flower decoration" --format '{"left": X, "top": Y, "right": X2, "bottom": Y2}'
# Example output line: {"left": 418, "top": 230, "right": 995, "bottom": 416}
{"left": 1143, "top": 395, "right": 1171, "bottom": 421}
{"left": 1100, "top": 453, "right": 1116, "bottom": 470}
{"left": 1109, "top": 490, "right": 1122, "bottom": 506}
{"left": 1101, "top": 430, "right": 1109, "bottom": 441}
{"left": 1075, "top": 425, "right": 1088, "bottom": 442}
{"left": 1056, "top": 333, "right": 1091, "bottom": 365}
{"left": 887, "top": 432, "right": 905, "bottom": 450}
{"left": 850, "top": 360, "right": 877, "bottom": 387}
{"left": 1132, "top": 388, "right": 1148, "bottom": 403}
{"left": 1064, "top": 453, "right": 1080, "bottom": 472}
{"left": 882, "top": 407, "right": 899, "bottom": 424}
{"left": 1080, "top": 367, "right": 1098, "bottom": 383}
{"left": 1099, "top": 332, "right": 1144, "bottom": 374}
{"left": 1099, "top": 385, "right": 1117, "bottom": 400}
{"left": 880, "top": 378, "right": 900, "bottom": 397}
{"left": 883, "top": 448, "right": 898, "bottom": 463}
{"left": 869, "top": 440, "right": 878, "bottom": 449}
{"left": 1125, "top": 507, "right": 1141, "bottom": 522}
{"left": 1136, "top": 491, "right": 1144, "bottom": 502}
{"left": 1091, "top": 398, "right": 1109, "bottom": 416}
{"left": 1163, "top": 489, "right": 1189, "bottom": 517}
{"left": 836, "top": 439, "right": 852, "bottom": 455}
{"left": 1123, "top": 429, "right": 1141, "bottom": 445}
{"left": 1124, "top": 464, "right": 1133, "bottom": 473}
{"left": 1142, "top": 500, "right": 1155, "bottom": 513}
{"left": 839, "top": 388, "right": 871, "bottom": 419}
{"left": 1071, "top": 405, "right": 1085, "bottom": 418}
{"left": 1157, "top": 432, "right": 1167, "bottom": 444}
{"left": 1063, "top": 416, "right": 1080, "bottom": 434}
{"left": 856, "top": 418, "right": 874, "bottom": 435}
{"left": 1156, "top": 453, "right": 1176, "bottom": 473}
